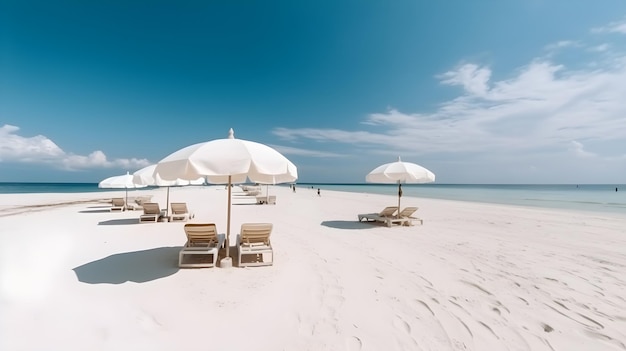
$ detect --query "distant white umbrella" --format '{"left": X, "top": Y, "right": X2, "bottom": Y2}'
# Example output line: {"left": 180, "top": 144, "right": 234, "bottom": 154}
{"left": 98, "top": 172, "right": 148, "bottom": 206}
{"left": 132, "top": 164, "right": 204, "bottom": 216}
{"left": 366, "top": 157, "right": 435, "bottom": 210}
{"left": 154, "top": 128, "right": 298, "bottom": 267}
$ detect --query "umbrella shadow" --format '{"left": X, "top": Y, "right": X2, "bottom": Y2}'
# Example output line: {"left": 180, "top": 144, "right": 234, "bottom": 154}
{"left": 73, "top": 246, "right": 181, "bottom": 284}
{"left": 98, "top": 218, "right": 140, "bottom": 225}
{"left": 320, "top": 220, "right": 379, "bottom": 230}
{"left": 79, "top": 209, "right": 111, "bottom": 214}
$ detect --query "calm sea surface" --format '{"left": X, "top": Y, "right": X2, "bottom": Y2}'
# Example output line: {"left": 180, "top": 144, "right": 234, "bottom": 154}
{"left": 1, "top": 182, "right": 625, "bottom": 214}
{"left": 301, "top": 183, "right": 626, "bottom": 214}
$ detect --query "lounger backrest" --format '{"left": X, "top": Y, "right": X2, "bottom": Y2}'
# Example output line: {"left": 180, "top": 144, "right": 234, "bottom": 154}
{"left": 135, "top": 196, "right": 152, "bottom": 206}
{"left": 379, "top": 206, "right": 398, "bottom": 217}
{"left": 240, "top": 223, "right": 272, "bottom": 246}
{"left": 142, "top": 203, "right": 160, "bottom": 215}
{"left": 399, "top": 207, "right": 418, "bottom": 217}
{"left": 112, "top": 198, "right": 125, "bottom": 206}
{"left": 171, "top": 203, "right": 188, "bottom": 214}
{"left": 184, "top": 223, "right": 218, "bottom": 246}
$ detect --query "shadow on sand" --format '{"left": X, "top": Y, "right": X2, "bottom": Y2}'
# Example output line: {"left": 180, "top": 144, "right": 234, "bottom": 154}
{"left": 98, "top": 218, "right": 140, "bottom": 225}
{"left": 73, "top": 246, "right": 182, "bottom": 284}
{"left": 79, "top": 209, "right": 111, "bottom": 214}
{"left": 320, "top": 220, "right": 378, "bottom": 230}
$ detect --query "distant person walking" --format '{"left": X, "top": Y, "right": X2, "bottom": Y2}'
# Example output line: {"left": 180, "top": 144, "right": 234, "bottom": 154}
{"left": 317, "top": 188, "right": 321, "bottom": 196}
{"left": 293, "top": 184, "right": 296, "bottom": 193}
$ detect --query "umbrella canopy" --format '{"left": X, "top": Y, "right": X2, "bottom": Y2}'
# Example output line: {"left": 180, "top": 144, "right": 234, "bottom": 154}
{"left": 132, "top": 164, "right": 205, "bottom": 216}
{"left": 133, "top": 164, "right": 205, "bottom": 187}
{"left": 154, "top": 128, "right": 298, "bottom": 267}
{"left": 98, "top": 172, "right": 148, "bottom": 206}
{"left": 366, "top": 157, "right": 435, "bottom": 211}
{"left": 155, "top": 129, "right": 297, "bottom": 184}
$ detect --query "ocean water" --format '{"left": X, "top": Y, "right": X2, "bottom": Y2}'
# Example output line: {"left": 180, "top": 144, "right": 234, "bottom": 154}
{"left": 1, "top": 182, "right": 625, "bottom": 214}
{"left": 0, "top": 182, "right": 109, "bottom": 194}
{"left": 301, "top": 183, "right": 626, "bottom": 214}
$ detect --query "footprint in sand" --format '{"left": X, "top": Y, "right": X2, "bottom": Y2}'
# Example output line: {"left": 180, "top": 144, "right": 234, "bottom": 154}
{"left": 296, "top": 313, "right": 315, "bottom": 336}
{"left": 413, "top": 299, "right": 434, "bottom": 316}
{"left": 137, "top": 311, "right": 162, "bottom": 332}
{"left": 346, "top": 336, "right": 363, "bottom": 351}
{"left": 393, "top": 315, "right": 412, "bottom": 334}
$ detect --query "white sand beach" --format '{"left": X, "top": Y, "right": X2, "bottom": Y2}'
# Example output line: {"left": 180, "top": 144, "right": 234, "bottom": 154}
{"left": 1, "top": 185, "right": 626, "bottom": 350}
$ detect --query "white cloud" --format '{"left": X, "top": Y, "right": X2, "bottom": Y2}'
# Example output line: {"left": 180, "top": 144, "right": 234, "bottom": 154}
{"left": 272, "top": 21, "right": 626, "bottom": 165}
{"left": 544, "top": 40, "right": 581, "bottom": 55}
{"left": 0, "top": 124, "right": 64, "bottom": 162}
{"left": 589, "top": 43, "right": 611, "bottom": 52}
{"left": 268, "top": 144, "right": 345, "bottom": 158}
{"left": 569, "top": 141, "right": 596, "bottom": 158}
{"left": 592, "top": 18, "right": 626, "bottom": 34}
{"left": 0, "top": 124, "right": 150, "bottom": 170}
{"left": 438, "top": 63, "right": 491, "bottom": 96}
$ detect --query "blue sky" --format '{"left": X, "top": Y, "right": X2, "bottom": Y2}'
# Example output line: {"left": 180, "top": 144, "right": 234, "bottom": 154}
{"left": 2, "top": 1, "right": 626, "bottom": 184}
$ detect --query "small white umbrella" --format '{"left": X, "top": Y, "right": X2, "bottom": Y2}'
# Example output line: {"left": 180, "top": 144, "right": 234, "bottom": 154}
{"left": 98, "top": 172, "right": 148, "bottom": 206}
{"left": 154, "top": 128, "right": 298, "bottom": 267}
{"left": 132, "top": 164, "right": 204, "bottom": 216}
{"left": 366, "top": 157, "right": 435, "bottom": 211}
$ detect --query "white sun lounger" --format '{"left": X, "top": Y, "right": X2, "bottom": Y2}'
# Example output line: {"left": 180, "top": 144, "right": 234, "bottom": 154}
{"left": 139, "top": 203, "right": 163, "bottom": 223}
{"left": 358, "top": 206, "right": 408, "bottom": 227}
{"left": 170, "top": 202, "right": 194, "bottom": 222}
{"left": 398, "top": 206, "right": 423, "bottom": 226}
{"left": 236, "top": 223, "right": 273, "bottom": 267}
{"left": 179, "top": 223, "right": 226, "bottom": 268}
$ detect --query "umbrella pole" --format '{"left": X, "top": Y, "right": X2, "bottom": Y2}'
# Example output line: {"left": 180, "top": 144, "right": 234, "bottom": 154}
{"left": 221, "top": 175, "right": 233, "bottom": 268}
{"left": 398, "top": 183, "right": 402, "bottom": 214}
{"left": 166, "top": 186, "right": 170, "bottom": 217}
{"left": 125, "top": 188, "right": 128, "bottom": 210}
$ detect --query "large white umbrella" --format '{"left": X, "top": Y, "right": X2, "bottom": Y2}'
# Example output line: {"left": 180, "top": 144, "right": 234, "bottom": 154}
{"left": 366, "top": 157, "right": 435, "bottom": 211}
{"left": 132, "top": 164, "right": 205, "bottom": 216}
{"left": 154, "top": 128, "right": 298, "bottom": 267}
{"left": 98, "top": 172, "right": 148, "bottom": 206}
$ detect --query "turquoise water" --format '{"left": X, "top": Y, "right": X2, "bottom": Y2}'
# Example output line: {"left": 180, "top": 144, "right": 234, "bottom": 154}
{"left": 301, "top": 183, "right": 626, "bottom": 214}
{"left": 1, "top": 182, "right": 625, "bottom": 214}
{"left": 0, "top": 182, "right": 108, "bottom": 194}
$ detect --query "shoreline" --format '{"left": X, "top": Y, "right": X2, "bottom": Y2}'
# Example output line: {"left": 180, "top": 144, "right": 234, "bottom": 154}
{"left": 2, "top": 186, "right": 625, "bottom": 220}
{"left": 3, "top": 182, "right": 625, "bottom": 216}
{"left": 2, "top": 186, "right": 626, "bottom": 350}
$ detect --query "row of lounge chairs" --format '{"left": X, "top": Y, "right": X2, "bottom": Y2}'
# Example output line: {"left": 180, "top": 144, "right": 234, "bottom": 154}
{"left": 106, "top": 200, "right": 422, "bottom": 270}
{"left": 109, "top": 196, "right": 153, "bottom": 212}
{"left": 108, "top": 200, "right": 192, "bottom": 223}
{"left": 179, "top": 222, "right": 273, "bottom": 268}
{"left": 108, "top": 198, "right": 272, "bottom": 268}
{"left": 358, "top": 206, "right": 422, "bottom": 227}
{"left": 138, "top": 202, "right": 194, "bottom": 223}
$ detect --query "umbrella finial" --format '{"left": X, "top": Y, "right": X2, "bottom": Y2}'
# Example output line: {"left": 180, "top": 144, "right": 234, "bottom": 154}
{"left": 228, "top": 128, "right": 235, "bottom": 139}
